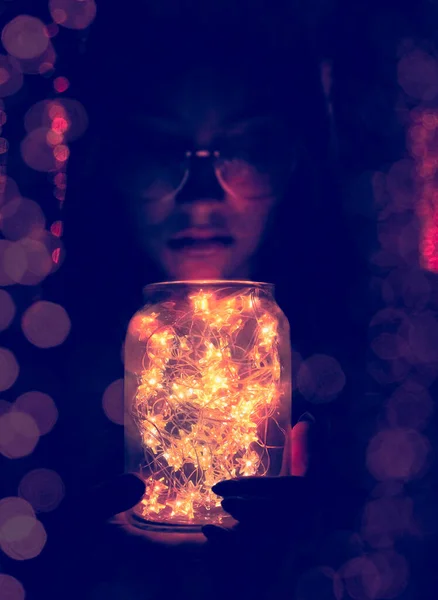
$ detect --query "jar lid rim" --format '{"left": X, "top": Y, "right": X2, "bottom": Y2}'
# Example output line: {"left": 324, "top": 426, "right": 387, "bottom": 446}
{"left": 144, "top": 280, "right": 274, "bottom": 290}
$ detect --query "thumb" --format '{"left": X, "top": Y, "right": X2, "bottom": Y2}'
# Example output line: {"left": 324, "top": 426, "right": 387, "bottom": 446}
{"left": 290, "top": 412, "right": 315, "bottom": 477}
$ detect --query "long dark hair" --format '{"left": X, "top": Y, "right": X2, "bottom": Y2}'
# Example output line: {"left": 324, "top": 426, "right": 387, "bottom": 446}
{"left": 45, "top": 3, "right": 369, "bottom": 487}
{"left": 56, "top": 4, "right": 366, "bottom": 356}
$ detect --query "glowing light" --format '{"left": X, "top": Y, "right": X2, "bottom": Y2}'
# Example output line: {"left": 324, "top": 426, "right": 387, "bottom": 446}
{"left": 38, "top": 61, "right": 55, "bottom": 76}
{"left": 53, "top": 76, "right": 69, "bottom": 93}
{"left": 46, "top": 129, "right": 64, "bottom": 146}
{"left": 0, "top": 197, "right": 46, "bottom": 241}
{"left": 51, "top": 116, "right": 69, "bottom": 134}
{"left": 0, "top": 55, "right": 23, "bottom": 98}
{"left": 0, "top": 347, "right": 19, "bottom": 391}
{"left": 1, "top": 16, "right": 49, "bottom": 60}
{"left": 0, "top": 497, "right": 35, "bottom": 528}
{"left": 362, "top": 496, "right": 416, "bottom": 548}
{"left": 49, "top": 0, "right": 97, "bottom": 30}
{"left": 21, "top": 300, "right": 71, "bottom": 348}
{"left": 0, "top": 513, "right": 47, "bottom": 560}
{"left": 52, "top": 248, "right": 61, "bottom": 264}
{"left": 14, "top": 391, "right": 58, "bottom": 435}
{"left": 0, "top": 67, "right": 9, "bottom": 85}
{"left": 0, "top": 175, "right": 20, "bottom": 207}
{"left": 25, "top": 99, "right": 88, "bottom": 142}
{"left": 103, "top": 379, "right": 124, "bottom": 425}
{"left": 366, "top": 428, "right": 430, "bottom": 481}
{"left": 0, "top": 574, "right": 25, "bottom": 600}
{"left": 0, "top": 411, "right": 40, "bottom": 458}
{"left": 16, "top": 237, "right": 53, "bottom": 285}
{"left": 0, "top": 239, "right": 27, "bottom": 285}
{"left": 0, "top": 289, "right": 15, "bottom": 331}
{"left": 44, "top": 23, "right": 59, "bottom": 38}
{"left": 21, "top": 127, "right": 59, "bottom": 172}
{"left": 387, "top": 381, "right": 433, "bottom": 430}
{"left": 340, "top": 557, "right": 381, "bottom": 600}
{"left": 53, "top": 144, "right": 70, "bottom": 162}
{"left": 398, "top": 49, "right": 438, "bottom": 101}
{"left": 18, "top": 469, "right": 65, "bottom": 512}
{"left": 50, "top": 220, "right": 63, "bottom": 237}
{"left": 126, "top": 284, "right": 290, "bottom": 526}
{"left": 297, "top": 354, "right": 345, "bottom": 403}
{"left": 0, "top": 137, "right": 8, "bottom": 154}
{"left": 54, "top": 173, "right": 66, "bottom": 189}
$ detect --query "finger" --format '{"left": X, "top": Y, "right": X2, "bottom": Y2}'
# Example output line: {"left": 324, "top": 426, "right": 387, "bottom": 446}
{"left": 290, "top": 412, "right": 314, "bottom": 477}
{"left": 212, "top": 474, "right": 306, "bottom": 498}
{"left": 221, "top": 496, "right": 267, "bottom": 521}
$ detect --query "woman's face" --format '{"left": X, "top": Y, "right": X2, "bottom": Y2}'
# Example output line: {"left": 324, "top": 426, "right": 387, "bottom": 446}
{"left": 117, "top": 67, "right": 293, "bottom": 281}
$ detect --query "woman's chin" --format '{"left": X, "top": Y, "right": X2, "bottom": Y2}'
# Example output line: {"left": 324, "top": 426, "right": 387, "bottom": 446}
{"left": 162, "top": 252, "right": 228, "bottom": 281}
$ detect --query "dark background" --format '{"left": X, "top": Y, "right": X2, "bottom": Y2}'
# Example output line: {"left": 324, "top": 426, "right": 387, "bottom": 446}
{"left": 0, "top": 1, "right": 438, "bottom": 598}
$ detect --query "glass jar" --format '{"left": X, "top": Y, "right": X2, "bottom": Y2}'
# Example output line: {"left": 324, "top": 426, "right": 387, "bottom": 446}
{"left": 125, "top": 280, "right": 291, "bottom": 532}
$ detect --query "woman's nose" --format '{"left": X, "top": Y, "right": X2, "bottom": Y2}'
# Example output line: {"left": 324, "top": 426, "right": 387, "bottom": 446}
{"left": 175, "top": 155, "right": 225, "bottom": 204}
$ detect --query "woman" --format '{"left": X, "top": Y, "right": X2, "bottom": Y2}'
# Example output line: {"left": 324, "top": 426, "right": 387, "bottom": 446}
{"left": 43, "top": 4, "right": 369, "bottom": 598}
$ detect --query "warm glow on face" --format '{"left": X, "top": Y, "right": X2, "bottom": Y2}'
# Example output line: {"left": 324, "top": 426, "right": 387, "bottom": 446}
{"left": 128, "top": 285, "right": 287, "bottom": 525}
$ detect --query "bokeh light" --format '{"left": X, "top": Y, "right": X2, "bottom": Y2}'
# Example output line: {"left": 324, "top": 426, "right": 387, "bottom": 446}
{"left": 0, "top": 55, "right": 24, "bottom": 98}
{"left": 0, "top": 289, "right": 16, "bottom": 331}
{"left": 11, "top": 237, "right": 53, "bottom": 286}
{"left": 21, "top": 127, "right": 60, "bottom": 172}
{"left": 340, "top": 556, "right": 381, "bottom": 600}
{"left": 407, "top": 311, "right": 438, "bottom": 363}
{"left": 362, "top": 496, "right": 416, "bottom": 548}
{"left": 370, "top": 333, "right": 408, "bottom": 361}
{"left": 382, "top": 269, "right": 431, "bottom": 310}
{"left": 102, "top": 378, "right": 124, "bottom": 425}
{"left": 369, "top": 551, "right": 409, "bottom": 598}
{"left": 367, "top": 358, "right": 411, "bottom": 386}
{"left": 44, "top": 22, "right": 59, "bottom": 38}
{"left": 0, "top": 497, "right": 35, "bottom": 528}
{"left": 18, "top": 468, "right": 65, "bottom": 512}
{"left": 0, "top": 411, "right": 40, "bottom": 458}
{"left": 24, "top": 98, "right": 88, "bottom": 142}
{"left": 54, "top": 76, "right": 69, "bottom": 93}
{"left": 0, "top": 347, "right": 19, "bottom": 392}
{"left": 297, "top": 354, "right": 346, "bottom": 403}
{"left": 387, "top": 381, "right": 434, "bottom": 430}
{"left": 14, "top": 391, "right": 58, "bottom": 435}
{"left": 385, "top": 159, "right": 416, "bottom": 214}
{"left": 15, "top": 41, "right": 57, "bottom": 76}
{"left": 0, "top": 175, "right": 20, "bottom": 207}
{"left": 46, "top": 129, "right": 64, "bottom": 146}
{"left": 366, "top": 428, "right": 430, "bottom": 481}
{"left": 50, "top": 220, "right": 63, "bottom": 237}
{"left": 0, "top": 513, "right": 47, "bottom": 560}
{"left": 397, "top": 49, "right": 438, "bottom": 101}
{"left": 0, "top": 239, "right": 27, "bottom": 286}
{"left": 21, "top": 301, "right": 71, "bottom": 348}
{"left": 0, "top": 574, "right": 25, "bottom": 600}
{"left": 1, "top": 15, "right": 49, "bottom": 60}
{"left": 53, "top": 144, "right": 70, "bottom": 162}
{"left": 0, "top": 399, "right": 12, "bottom": 416}
{"left": 49, "top": 0, "right": 97, "bottom": 30}
{"left": 0, "top": 137, "right": 9, "bottom": 154}
{"left": 0, "top": 197, "right": 46, "bottom": 241}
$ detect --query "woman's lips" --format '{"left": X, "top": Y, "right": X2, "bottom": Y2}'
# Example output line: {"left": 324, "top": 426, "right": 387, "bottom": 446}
{"left": 167, "top": 236, "right": 234, "bottom": 256}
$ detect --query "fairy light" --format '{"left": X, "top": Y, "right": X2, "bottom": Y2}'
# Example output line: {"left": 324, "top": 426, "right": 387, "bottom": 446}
{"left": 127, "top": 284, "right": 289, "bottom": 526}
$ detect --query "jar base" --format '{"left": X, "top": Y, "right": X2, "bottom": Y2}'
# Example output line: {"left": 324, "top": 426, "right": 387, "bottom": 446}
{"left": 127, "top": 509, "right": 205, "bottom": 533}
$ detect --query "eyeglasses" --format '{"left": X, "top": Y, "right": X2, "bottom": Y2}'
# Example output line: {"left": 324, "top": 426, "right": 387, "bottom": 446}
{"left": 122, "top": 138, "right": 293, "bottom": 203}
